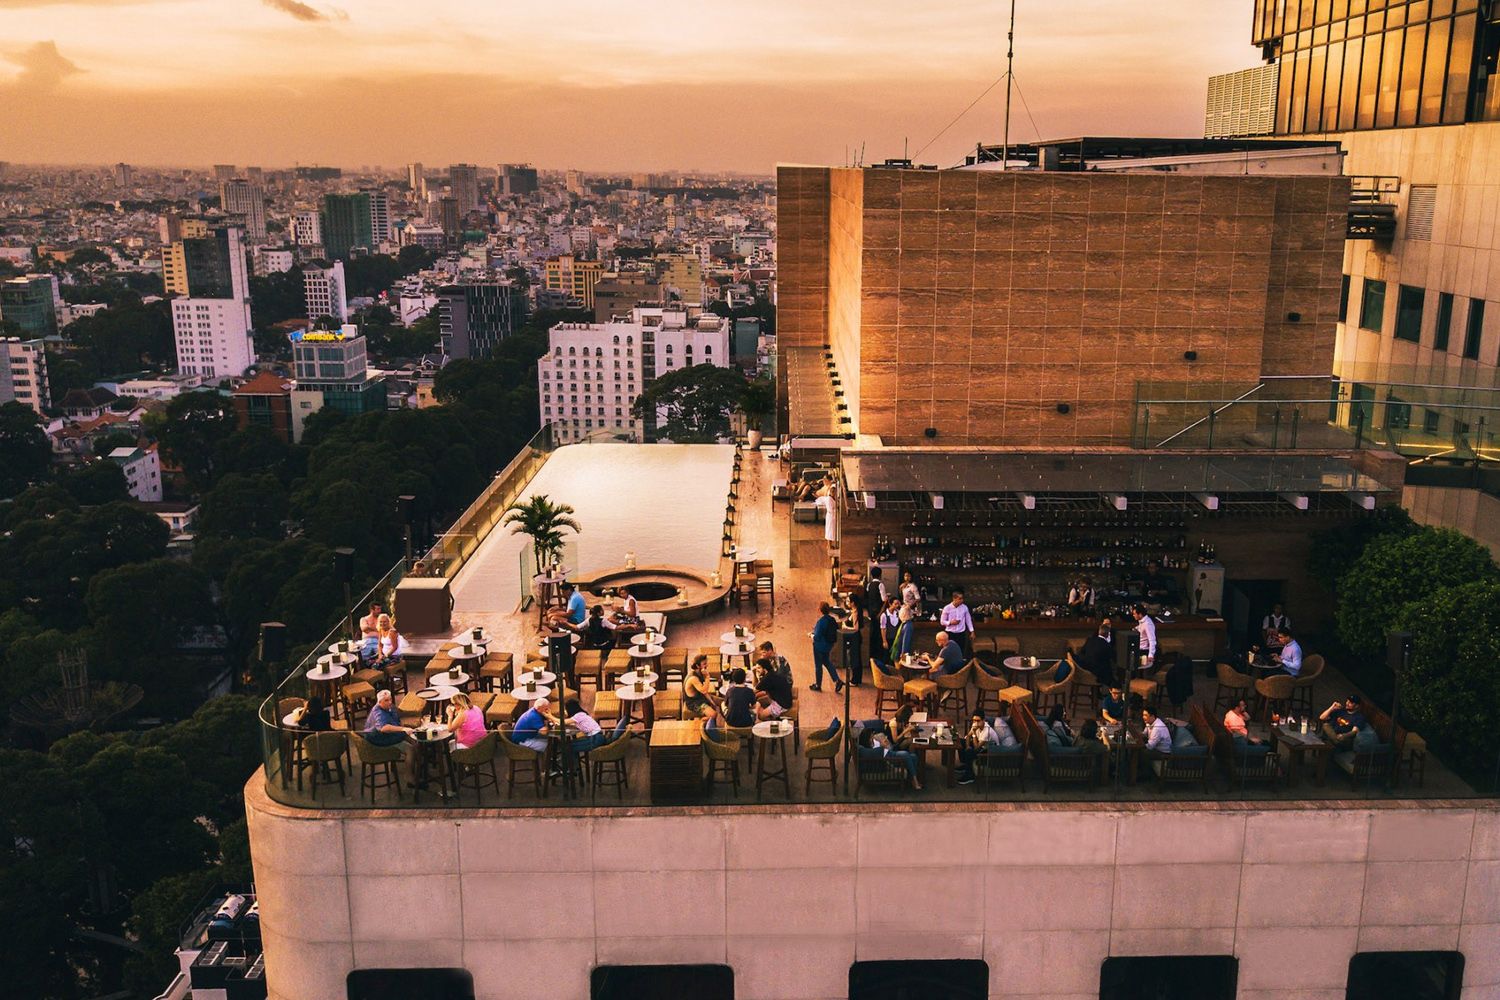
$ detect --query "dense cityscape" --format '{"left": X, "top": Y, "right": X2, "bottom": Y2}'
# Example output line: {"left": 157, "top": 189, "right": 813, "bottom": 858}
{"left": 2, "top": 3, "right": 1500, "bottom": 1000}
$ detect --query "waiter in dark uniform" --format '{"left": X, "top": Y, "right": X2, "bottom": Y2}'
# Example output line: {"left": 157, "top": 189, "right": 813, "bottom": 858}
{"left": 865, "top": 567, "right": 889, "bottom": 672}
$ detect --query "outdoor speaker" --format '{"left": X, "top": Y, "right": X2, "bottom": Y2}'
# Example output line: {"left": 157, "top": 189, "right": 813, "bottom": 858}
{"left": 333, "top": 547, "right": 356, "bottom": 583}
{"left": 1386, "top": 630, "right": 1412, "bottom": 672}
{"left": 258, "top": 622, "right": 287, "bottom": 663}
{"left": 397, "top": 494, "right": 416, "bottom": 525}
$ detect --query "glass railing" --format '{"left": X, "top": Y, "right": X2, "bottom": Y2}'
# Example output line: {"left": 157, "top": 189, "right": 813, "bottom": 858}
{"left": 417, "top": 423, "right": 560, "bottom": 580}
{"left": 1133, "top": 374, "right": 1500, "bottom": 464}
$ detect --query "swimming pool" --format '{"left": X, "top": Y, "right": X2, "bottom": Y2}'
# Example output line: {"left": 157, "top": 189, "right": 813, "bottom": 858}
{"left": 450, "top": 442, "right": 735, "bottom": 613}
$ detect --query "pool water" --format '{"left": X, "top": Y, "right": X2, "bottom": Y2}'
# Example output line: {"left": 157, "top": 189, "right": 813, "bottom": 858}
{"left": 450, "top": 443, "right": 734, "bottom": 614}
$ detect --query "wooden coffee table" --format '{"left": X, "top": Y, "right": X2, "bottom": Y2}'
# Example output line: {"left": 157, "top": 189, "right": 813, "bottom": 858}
{"left": 649, "top": 720, "right": 702, "bottom": 803}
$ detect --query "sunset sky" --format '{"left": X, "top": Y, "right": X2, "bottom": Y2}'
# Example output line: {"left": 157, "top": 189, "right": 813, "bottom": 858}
{"left": 0, "top": 1, "right": 1256, "bottom": 173}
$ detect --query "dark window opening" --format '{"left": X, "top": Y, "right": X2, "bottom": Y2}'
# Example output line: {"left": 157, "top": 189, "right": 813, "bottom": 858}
{"left": 1100, "top": 956, "right": 1238, "bottom": 1000}
{"left": 1346, "top": 950, "right": 1464, "bottom": 1000}
{"left": 1434, "top": 291, "right": 1453, "bottom": 351}
{"left": 1462, "top": 298, "right": 1484, "bottom": 359}
{"left": 1386, "top": 393, "right": 1411, "bottom": 429}
{"left": 849, "top": 960, "right": 989, "bottom": 1000}
{"left": 1395, "top": 284, "right": 1424, "bottom": 342}
{"left": 1359, "top": 278, "right": 1386, "bottom": 332}
{"left": 348, "top": 968, "right": 474, "bottom": 1000}
{"left": 1340, "top": 273, "right": 1352, "bottom": 323}
{"left": 592, "top": 964, "right": 733, "bottom": 1000}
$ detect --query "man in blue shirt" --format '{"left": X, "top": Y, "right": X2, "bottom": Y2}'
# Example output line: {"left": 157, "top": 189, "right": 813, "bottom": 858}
{"left": 546, "top": 582, "right": 588, "bottom": 633}
{"left": 1273, "top": 629, "right": 1303, "bottom": 677}
{"left": 512, "top": 698, "right": 551, "bottom": 751}
{"left": 928, "top": 630, "right": 966, "bottom": 675}
{"left": 362, "top": 689, "right": 409, "bottom": 747}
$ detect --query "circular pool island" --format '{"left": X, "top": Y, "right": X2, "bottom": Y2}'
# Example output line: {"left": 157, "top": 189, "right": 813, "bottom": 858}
{"left": 578, "top": 565, "right": 730, "bottom": 623}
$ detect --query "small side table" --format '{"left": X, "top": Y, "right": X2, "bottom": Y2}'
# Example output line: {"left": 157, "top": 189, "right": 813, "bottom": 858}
{"left": 752, "top": 719, "right": 793, "bottom": 799}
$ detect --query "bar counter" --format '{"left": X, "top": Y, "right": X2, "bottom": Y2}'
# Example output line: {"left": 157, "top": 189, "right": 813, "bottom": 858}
{"left": 906, "top": 614, "right": 1228, "bottom": 659}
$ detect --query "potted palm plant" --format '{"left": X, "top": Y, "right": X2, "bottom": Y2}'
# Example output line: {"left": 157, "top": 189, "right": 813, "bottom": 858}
{"left": 740, "top": 376, "right": 774, "bottom": 450}
{"left": 502, "top": 495, "right": 582, "bottom": 579}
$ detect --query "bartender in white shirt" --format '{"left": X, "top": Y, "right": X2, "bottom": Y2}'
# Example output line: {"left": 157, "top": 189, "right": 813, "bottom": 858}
{"left": 1130, "top": 602, "right": 1157, "bottom": 670}
{"left": 939, "top": 589, "right": 975, "bottom": 657}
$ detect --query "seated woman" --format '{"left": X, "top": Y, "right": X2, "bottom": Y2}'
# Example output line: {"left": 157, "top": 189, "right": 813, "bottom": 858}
{"left": 611, "top": 586, "right": 641, "bottom": 626}
{"left": 298, "top": 695, "right": 332, "bottom": 731}
{"left": 446, "top": 692, "right": 487, "bottom": 749}
{"left": 887, "top": 604, "right": 915, "bottom": 664}
{"left": 372, "top": 614, "right": 406, "bottom": 671}
{"left": 1044, "top": 703, "right": 1075, "bottom": 747}
{"left": 683, "top": 654, "right": 719, "bottom": 719}
{"left": 1075, "top": 718, "right": 1108, "bottom": 757}
{"left": 856, "top": 725, "right": 922, "bottom": 790}
{"left": 582, "top": 605, "right": 617, "bottom": 651}
{"left": 562, "top": 696, "right": 628, "bottom": 761}
{"left": 889, "top": 696, "right": 921, "bottom": 750}
{"left": 722, "top": 667, "right": 758, "bottom": 728}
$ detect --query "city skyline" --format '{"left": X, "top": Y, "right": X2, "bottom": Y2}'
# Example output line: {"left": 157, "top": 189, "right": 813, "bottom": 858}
{"left": 0, "top": 0, "right": 1250, "bottom": 172}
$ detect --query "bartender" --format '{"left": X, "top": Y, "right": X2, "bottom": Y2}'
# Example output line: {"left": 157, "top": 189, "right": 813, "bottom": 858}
{"left": 1067, "top": 576, "right": 1096, "bottom": 613}
{"left": 1140, "top": 560, "right": 1172, "bottom": 602}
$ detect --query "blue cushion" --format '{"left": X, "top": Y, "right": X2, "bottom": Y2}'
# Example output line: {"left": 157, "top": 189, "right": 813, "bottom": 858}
{"left": 1172, "top": 726, "right": 1199, "bottom": 749}
{"left": 1352, "top": 728, "right": 1381, "bottom": 753}
{"left": 1054, "top": 660, "right": 1071, "bottom": 683}
{"left": 1045, "top": 730, "right": 1064, "bottom": 748}
{"left": 828, "top": 717, "right": 841, "bottom": 734}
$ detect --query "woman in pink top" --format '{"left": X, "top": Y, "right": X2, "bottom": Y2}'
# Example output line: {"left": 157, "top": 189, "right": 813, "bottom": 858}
{"left": 447, "top": 693, "right": 487, "bottom": 748}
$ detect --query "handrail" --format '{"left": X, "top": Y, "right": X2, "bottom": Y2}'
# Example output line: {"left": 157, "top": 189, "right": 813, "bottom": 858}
{"left": 1153, "top": 383, "right": 1265, "bottom": 448}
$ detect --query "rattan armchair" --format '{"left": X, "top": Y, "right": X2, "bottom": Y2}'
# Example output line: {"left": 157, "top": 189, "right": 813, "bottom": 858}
{"left": 350, "top": 733, "right": 403, "bottom": 801}
{"left": 1213, "top": 661, "right": 1255, "bottom": 713}
{"left": 449, "top": 732, "right": 499, "bottom": 802}
{"left": 496, "top": 729, "right": 548, "bottom": 799}
{"left": 934, "top": 661, "right": 974, "bottom": 723}
{"left": 803, "top": 723, "right": 842, "bottom": 794}
{"left": 589, "top": 730, "right": 631, "bottom": 800}
{"left": 1289, "top": 654, "right": 1324, "bottom": 717}
{"left": 702, "top": 732, "right": 742, "bottom": 796}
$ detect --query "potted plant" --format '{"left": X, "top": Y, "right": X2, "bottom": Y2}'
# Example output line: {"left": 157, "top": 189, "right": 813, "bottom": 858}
{"left": 740, "top": 376, "right": 774, "bottom": 450}
{"left": 502, "top": 494, "right": 582, "bottom": 579}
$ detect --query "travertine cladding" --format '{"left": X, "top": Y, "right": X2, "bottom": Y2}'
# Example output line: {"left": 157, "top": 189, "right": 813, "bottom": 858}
{"left": 776, "top": 165, "right": 1348, "bottom": 447}
{"left": 246, "top": 780, "right": 1500, "bottom": 1000}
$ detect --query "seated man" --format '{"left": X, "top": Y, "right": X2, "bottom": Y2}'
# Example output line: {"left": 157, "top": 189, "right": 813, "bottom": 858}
{"left": 927, "top": 630, "right": 966, "bottom": 676}
{"left": 1100, "top": 684, "right": 1127, "bottom": 725}
{"left": 757, "top": 641, "right": 794, "bottom": 684}
{"left": 545, "top": 582, "right": 588, "bottom": 633}
{"left": 1319, "top": 694, "right": 1369, "bottom": 749}
{"left": 1223, "top": 698, "right": 1264, "bottom": 745}
{"left": 362, "top": 689, "right": 410, "bottom": 747}
{"left": 1143, "top": 705, "right": 1172, "bottom": 756}
{"left": 856, "top": 725, "right": 922, "bottom": 790}
{"left": 582, "top": 605, "right": 617, "bottom": 651}
{"left": 956, "top": 710, "right": 1022, "bottom": 784}
{"left": 511, "top": 697, "right": 552, "bottom": 752}
{"left": 1272, "top": 628, "right": 1303, "bottom": 677}
{"left": 754, "top": 657, "right": 794, "bottom": 721}
{"left": 358, "top": 601, "right": 384, "bottom": 662}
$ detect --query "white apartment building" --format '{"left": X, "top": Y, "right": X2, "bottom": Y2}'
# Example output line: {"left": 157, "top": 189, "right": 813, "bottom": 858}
{"left": 108, "top": 446, "right": 163, "bottom": 502}
{"left": 539, "top": 306, "right": 730, "bottom": 443}
{"left": 172, "top": 298, "right": 253, "bottom": 378}
{"left": 367, "top": 190, "right": 391, "bottom": 246}
{"left": 291, "top": 210, "right": 322, "bottom": 247}
{"left": 303, "top": 261, "right": 349, "bottom": 324}
{"left": 251, "top": 247, "right": 294, "bottom": 277}
{"left": 0, "top": 336, "right": 49, "bottom": 414}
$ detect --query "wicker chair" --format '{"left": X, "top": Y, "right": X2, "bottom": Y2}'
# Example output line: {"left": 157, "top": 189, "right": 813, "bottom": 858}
{"left": 1213, "top": 661, "right": 1255, "bottom": 713}
{"left": 803, "top": 723, "right": 842, "bottom": 794}
{"left": 1289, "top": 654, "right": 1324, "bottom": 717}
{"left": 496, "top": 729, "right": 548, "bottom": 799}
{"left": 972, "top": 743, "right": 1026, "bottom": 794}
{"left": 1034, "top": 664, "right": 1073, "bottom": 715}
{"left": 934, "top": 661, "right": 974, "bottom": 723}
{"left": 873, "top": 665, "right": 904, "bottom": 717}
{"left": 589, "top": 731, "right": 631, "bottom": 801}
{"left": 972, "top": 663, "right": 1009, "bottom": 717}
{"left": 702, "top": 732, "right": 742, "bottom": 796}
{"left": 1067, "top": 656, "right": 1101, "bottom": 716}
{"left": 449, "top": 732, "right": 499, "bottom": 802}
{"left": 726, "top": 724, "right": 756, "bottom": 762}
{"left": 302, "top": 731, "right": 348, "bottom": 798}
{"left": 1255, "top": 674, "right": 1295, "bottom": 722}
{"left": 350, "top": 734, "right": 403, "bottom": 801}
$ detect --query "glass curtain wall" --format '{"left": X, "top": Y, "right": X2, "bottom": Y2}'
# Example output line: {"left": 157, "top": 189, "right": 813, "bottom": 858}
{"left": 1251, "top": 0, "right": 1486, "bottom": 134}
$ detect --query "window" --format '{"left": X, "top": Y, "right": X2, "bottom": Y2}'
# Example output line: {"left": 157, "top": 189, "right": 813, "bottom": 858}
{"left": 1395, "top": 285, "right": 1424, "bottom": 342}
{"left": 1346, "top": 951, "right": 1463, "bottom": 1000}
{"left": 1339, "top": 274, "right": 1351, "bottom": 323}
{"left": 1434, "top": 293, "right": 1453, "bottom": 351}
{"left": 1359, "top": 278, "right": 1386, "bottom": 332}
{"left": 1462, "top": 298, "right": 1484, "bottom": 359}
{"left": 1423, "top": 408, "right": 1441, "bottom": 434}
{"left": 1100, "top": 956, "right": 1238, "bottom": 1000}
{"left": 347, "top": 968, "right": 474, "bottom": 1000}
{"left": 1386, "top": 392, "right": 1411, "bottom": 430}
{"left": 592, "top": 965, "right": 732, "bottom": 1000}
{"left": 849, "top": 960, "right": 988, "bottom": 1000}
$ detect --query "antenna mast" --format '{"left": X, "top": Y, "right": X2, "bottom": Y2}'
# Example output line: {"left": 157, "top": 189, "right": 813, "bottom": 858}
{"left": 1002, "top": 0, "right": 1016, "bottom": 170}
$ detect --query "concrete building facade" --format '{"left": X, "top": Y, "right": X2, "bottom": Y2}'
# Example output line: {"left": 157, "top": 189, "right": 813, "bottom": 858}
{"left": 303, "top": 261, "right": 349, "bottom": 325}
{"left": 776, "top": 165, "right": 1348, "bottom": 447}
{"left": 107, "top": 446, "right": 162, "bottom": 502}
{"left": 222, "top": 178, "right": 267, "bottom": 240}
{"left": 0, "top": 336, "right": 49, "bottom": 414}
{"left": 544, "top": 254, "right": 605, "bottom": 312}
{"left": 0, "top": 273, "right": 60, "bottom": 337}
{"left": 436, "top": 280, "right": 528, "bottom": 361}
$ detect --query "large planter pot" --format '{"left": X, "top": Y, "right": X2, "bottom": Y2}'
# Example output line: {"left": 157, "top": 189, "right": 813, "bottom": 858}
{"left": 746, "top": 429, "right": 763, "bottom": 450}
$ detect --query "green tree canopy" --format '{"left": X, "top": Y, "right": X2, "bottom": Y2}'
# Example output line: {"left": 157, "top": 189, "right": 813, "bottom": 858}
{"left": 632, "top": 363, "right": 748, "bottom": 442}
{"left": 1335, "top": 526, "right": 1499, "bottom": 658}
{"left": 147, "top": 391, "right": 235, "bottom": 489}
{"left": 198, "top": 472, "right": 290, "bottom": 540}
{"left": 0, "top": 401, "right": 51, "bottom": 499}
